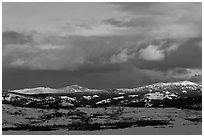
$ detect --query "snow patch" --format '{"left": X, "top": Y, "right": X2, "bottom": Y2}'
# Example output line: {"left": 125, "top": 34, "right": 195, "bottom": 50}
{"left": 113, "top": 96, "right": 124, "bottom": 100}
{"left": 128, "top": 95, "right": 138, "bottom": 97}
{"left": 83, "top": 96, "right": 92, "bottom": 100}
{"left": 93, "top": 95, "right": 99, "bottom": 98}
{"left": 165, "top": 91, "right": 170, "bottom": 94}
{"left": 145, "top": 92, "right": 164, "bottom": 100}
{"left": 60, "top": 96, "right": 76, "bottom": 101}
{"left": 182, "top": 90, "right": 187, "bottom": 93}
{"left": 96, "top": 99, "right": 111, "bottom": 104}
{"left": 169, "top": 93, "right": 178, "bottom": 97}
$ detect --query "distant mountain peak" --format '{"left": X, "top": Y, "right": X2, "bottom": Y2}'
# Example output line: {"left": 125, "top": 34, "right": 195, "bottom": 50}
{"left": 60, "top": 84, "right": 88, "bottom": 93}
{"left": 69, "top": 85, "right": 85, "bottom": 89}
{"left": 176, "top": 80, "right": 199, "bottom": 85}
{"left": 150, "top": 80, "right": 199, "bottom": 86}
{"left": 63, "top": 84, "right": 87, "bottom": 90}
{"left": 11, "top": 87, "right": 56, "bottom": 94}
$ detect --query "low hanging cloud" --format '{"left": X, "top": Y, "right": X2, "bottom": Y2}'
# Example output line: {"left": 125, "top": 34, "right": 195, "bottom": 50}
{"left": 2, "top": 31, "right": 202, "bottom": 72}
{"left": 139, "top": 45, "right": 165, "bottom": 61}
{"left": 165, "top": 44, "right": 179, "bottom": 53}
{"left": 109, "top": 48, "right": 135, "bottom": 63}
{"left": 138, "top": 42, "right": 182, "bottom": 62}
{"left": 137, "top": 38, "right": 202, "bottom": 71}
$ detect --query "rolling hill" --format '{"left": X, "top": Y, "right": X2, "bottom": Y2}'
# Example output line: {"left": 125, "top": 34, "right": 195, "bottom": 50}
{"left": 2, "top": 81, "right": 202, "bottom": 109}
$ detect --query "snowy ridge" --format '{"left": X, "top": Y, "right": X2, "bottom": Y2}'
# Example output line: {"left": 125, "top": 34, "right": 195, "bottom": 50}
{"left": 135, "top": 80, "right": 201, "bottom": 90}
{"left": 172, "top": 81, "right": 199, "bottom": 86}
{"left": 11, "top": 87, "right": 57, "bottom": 95}
{"left": 8, "top": 80, "right": 200, "bottom": 95}
{"left": 3, "top": 80, "right": 201, "bottom": 109}
{"left": 150, "top": 80, "right": 199, "bottom": 87}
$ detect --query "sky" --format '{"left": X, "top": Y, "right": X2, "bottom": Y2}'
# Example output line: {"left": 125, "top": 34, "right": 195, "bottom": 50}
{"left": 2, "top": 2, "right": 202, "bottom": 90}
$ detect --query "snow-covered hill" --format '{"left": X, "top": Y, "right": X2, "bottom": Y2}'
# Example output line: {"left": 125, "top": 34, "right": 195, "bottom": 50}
{"left": 3, "top": 81, "right": 202, "bottom": 109}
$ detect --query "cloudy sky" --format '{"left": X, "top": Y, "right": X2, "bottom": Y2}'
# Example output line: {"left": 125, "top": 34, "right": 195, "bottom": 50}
{"left": 3, "top": 2, "right": 202, "bottom": 90}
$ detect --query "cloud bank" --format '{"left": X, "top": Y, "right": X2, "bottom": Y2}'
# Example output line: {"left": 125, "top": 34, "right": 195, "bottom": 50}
{"left": 2, "top": 2, "right": 202, "bottom": 90}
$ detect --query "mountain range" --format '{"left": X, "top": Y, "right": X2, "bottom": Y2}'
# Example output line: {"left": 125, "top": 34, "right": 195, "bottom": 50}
{"left": 2, "top": 81, "right": 202, "bottom": 109}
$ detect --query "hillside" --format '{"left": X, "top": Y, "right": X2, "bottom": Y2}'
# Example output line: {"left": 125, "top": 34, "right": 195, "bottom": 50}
{"left": 2, "top": 81, "right": 202, "bottom": 109}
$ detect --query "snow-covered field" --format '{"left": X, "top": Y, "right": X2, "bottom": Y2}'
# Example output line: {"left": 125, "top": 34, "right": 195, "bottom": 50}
{"left": 3, "top": 104, "right": 201, "bottom": 135}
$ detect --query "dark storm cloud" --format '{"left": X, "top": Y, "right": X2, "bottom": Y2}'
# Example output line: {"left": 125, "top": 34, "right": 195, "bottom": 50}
{"left": 3, "top": 3, "right": 202, "bottom": 90}
{"left": 2, "top": 30, "right": 201, "bottom": 72}
{"left": 2, "top": 30, "right": 202, "bottom": 90}
{"left": 2, "top": 31, "right": 141, "bottom": 71}
{"left": 4, "top": 64, "right": 199, "bottom": 91}
{"left": 2, "top": 31, "right": 32, "bottom": 45}
{"left": 3, "top": 67, "right": 167, "bottom": 90}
